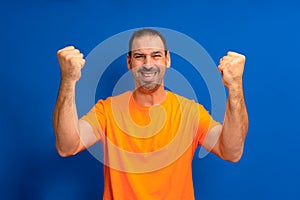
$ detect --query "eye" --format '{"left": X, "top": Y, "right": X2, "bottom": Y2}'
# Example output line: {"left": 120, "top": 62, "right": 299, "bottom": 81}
{"left": 152, "top": 53, "right": 162, "bottom": 58}
{"left": 134, "top": 54, "right": 145, "bottom": 59}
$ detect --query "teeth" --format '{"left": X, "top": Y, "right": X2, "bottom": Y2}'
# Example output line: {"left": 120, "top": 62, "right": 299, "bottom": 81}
{"left": 142, "top": 72, "right": 156, "bottom": 77}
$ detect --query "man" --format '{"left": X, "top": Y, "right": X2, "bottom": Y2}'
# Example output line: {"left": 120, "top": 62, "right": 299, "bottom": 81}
{"left": 53, "top": 28, "right": 248, "bottom": 199}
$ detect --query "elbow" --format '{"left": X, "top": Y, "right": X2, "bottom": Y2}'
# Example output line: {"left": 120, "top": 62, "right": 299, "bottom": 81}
{"left": 223, "top": 149, "right": 244, "bottom": 163}
{"left": 218, "top": 136, "right": 246, "bottom": 163}
{"left": 57, "top": 149, "right": 73, "bottom": 157}
{"left": 226, "top": 155, "right": 242, "bottom": 163}
{"left": 56, "top": 145, "right": 74, "bottom": 157}
{"left": 219, "top": 144, "right": 244, "bottom": 163}
{"left": 55, "top": 141, "right": 80, "bottom": 157}
{"left": 54, "top": 128, "right": 82, "bottom": 157}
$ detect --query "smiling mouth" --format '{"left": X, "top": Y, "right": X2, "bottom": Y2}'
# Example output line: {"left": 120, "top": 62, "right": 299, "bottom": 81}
{"left": 141, "top": 72, "right": 157, "bottom": 78}
{"left": 137, "top": 71, "right": 161, "bottom": 90}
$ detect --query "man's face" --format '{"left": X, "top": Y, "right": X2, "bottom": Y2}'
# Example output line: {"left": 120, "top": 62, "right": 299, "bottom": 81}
{"left": 127, "top": 35, "right": 170, "bottom": 92}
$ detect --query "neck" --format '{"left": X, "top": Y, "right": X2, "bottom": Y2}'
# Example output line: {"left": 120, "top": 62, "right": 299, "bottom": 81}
{"left": 133, "top": 85, "right": 167, "bottom": 106}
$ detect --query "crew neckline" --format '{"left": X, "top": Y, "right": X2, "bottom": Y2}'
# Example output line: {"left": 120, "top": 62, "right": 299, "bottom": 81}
{"left": 130, "top": 90, "right": 170, "bottom": 110}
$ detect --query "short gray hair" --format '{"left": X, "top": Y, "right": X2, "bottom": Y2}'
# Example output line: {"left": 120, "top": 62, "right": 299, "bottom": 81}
{"left": 128, "top": 28, "right": 168, "bottom": 56}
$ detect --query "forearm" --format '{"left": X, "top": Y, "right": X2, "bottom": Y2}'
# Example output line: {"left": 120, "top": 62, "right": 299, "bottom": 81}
{"left": 53, "top": 80, "right": 81, "bottom": 156}
{"left": 220, "top": 84, "right": 248, "bottom": 162}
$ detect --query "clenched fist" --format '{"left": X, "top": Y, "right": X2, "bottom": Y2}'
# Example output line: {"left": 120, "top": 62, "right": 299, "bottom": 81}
{"left": 218, "top": 51, "right": 246, "bottom": 90}
{"left": 57, "top": 46, "right": 85, "bottom": 83}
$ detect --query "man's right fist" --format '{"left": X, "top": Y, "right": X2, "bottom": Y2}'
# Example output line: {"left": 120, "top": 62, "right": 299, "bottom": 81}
{"left": 57, "top": 46, "right": 85, "bottom": 83}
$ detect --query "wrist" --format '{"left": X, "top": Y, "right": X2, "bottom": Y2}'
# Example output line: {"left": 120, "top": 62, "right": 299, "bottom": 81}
{"left": 227, "top": 81, "right": 243, "bottom": 92}
{"left": 227, "top": 82, "right": 244, "bottom": 99}
{"left": 60, "top": 78, "right": 77, "bottom": 91}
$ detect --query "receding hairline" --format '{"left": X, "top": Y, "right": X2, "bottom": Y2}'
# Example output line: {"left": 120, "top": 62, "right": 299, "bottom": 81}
{"left": 128, "top": 29, "right": 168, "bottom": 54}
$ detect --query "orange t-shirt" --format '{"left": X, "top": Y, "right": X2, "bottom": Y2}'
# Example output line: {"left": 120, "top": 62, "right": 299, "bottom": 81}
{"left": 81, "top": 91, "right": 219, "bottom": 200}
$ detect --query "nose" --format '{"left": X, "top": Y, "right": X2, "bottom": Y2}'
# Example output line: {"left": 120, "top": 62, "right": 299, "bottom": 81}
{"left": 144, "top": 55, "right": 152, "bottom": 65}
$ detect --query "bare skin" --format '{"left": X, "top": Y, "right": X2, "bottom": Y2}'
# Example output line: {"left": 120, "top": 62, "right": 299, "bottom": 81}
{"left": 203, "top": 52, "right": 248, "bottom": 162}
{"left": 127, "top": 35, "right": 171, "bottom": 106}
{"left": 53, "top": 46, "right": 96, "bottom": 156}
{"left": 53, "top": 36, "right": 248, "bottom": 162}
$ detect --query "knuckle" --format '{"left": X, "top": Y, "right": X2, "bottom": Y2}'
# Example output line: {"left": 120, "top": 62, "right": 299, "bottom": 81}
{"left": 237, "top": 57, "right": 244, "bottom": 63}
{"left": 57, "top": 50, "right": 64, "bottom": 57}
{"left": 241, "top": 55, "right": 246, "bottom": 61}
{"left": 60, "top": 51, "right": 69, "bottom": 59}
{"left": 69, "top": 57, "right": 78, "bottom": 65}
{"left": 65, "top": 54, "right": 72, "bottom": 60}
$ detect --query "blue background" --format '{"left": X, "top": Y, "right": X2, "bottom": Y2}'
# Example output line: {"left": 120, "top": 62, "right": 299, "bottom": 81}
{"left": 1, "top": 0, "right": 300, "bottom": 199}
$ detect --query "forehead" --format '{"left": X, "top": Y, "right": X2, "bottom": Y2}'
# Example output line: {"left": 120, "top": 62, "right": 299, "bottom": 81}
{"left": 131, "top": 35, "right": 165, "bottom": 52}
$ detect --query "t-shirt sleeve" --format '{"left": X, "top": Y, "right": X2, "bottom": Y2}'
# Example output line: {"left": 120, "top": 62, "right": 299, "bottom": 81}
{"left": 195, "top": 104, "right": 220, "bottom": 146}
{"left": 80, "top": 100, "right": 107, "bottom": 141}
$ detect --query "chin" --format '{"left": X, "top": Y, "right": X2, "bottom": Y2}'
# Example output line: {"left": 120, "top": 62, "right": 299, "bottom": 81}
{"left": 137, "top": 84, "right": 161, "bottom": 94}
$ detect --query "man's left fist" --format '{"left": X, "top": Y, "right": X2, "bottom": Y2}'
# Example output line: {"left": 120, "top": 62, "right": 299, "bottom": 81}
{"left": 218, "top": 51, "right": 246, "bottom": 90}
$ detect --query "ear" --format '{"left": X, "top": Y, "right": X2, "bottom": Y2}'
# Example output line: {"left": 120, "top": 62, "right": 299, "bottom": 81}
{"left": 166, "top": 51, "right": 171, "bottom": 68}
{"left": 127, "top": 53, "right": 132, "bottom": 70}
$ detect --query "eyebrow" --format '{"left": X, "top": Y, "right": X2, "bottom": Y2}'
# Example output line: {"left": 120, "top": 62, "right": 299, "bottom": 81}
{"left": 132, "top": 52, "right": 144, "bottom": 57}
{"left": 151, "top": 51, "right": 163, "bottom": 55}
{"left": 132, "top": 51, "right": 164, "bottom": 55}
{"left": 129, "top": 50, "right": 168, "bottom": 57}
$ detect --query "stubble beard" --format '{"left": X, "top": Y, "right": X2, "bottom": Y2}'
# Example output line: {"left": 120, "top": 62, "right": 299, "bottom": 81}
{"left": 134, "top": 65, "right": 165, "bottom": 94}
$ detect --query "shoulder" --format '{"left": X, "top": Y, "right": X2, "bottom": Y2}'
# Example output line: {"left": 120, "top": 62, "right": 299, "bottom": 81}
{"left": 94, "top": 91, "right": 133, "bottom": 111}
{"left": 95, "top": 91, "right": 132, "bottom": 104}
{"left": 167, "top": 91, "right": 209, "bottom": 113}
{"left": 168, "top": 91, "right": 199, "bottom": 106}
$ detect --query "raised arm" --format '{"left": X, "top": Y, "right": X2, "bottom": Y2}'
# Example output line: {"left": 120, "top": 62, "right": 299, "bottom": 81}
{"left": 203, "top": 51, "right": 249, "bottom": 162}
{"left": 53, "top": 46, "right": 98, "bottom": 157}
